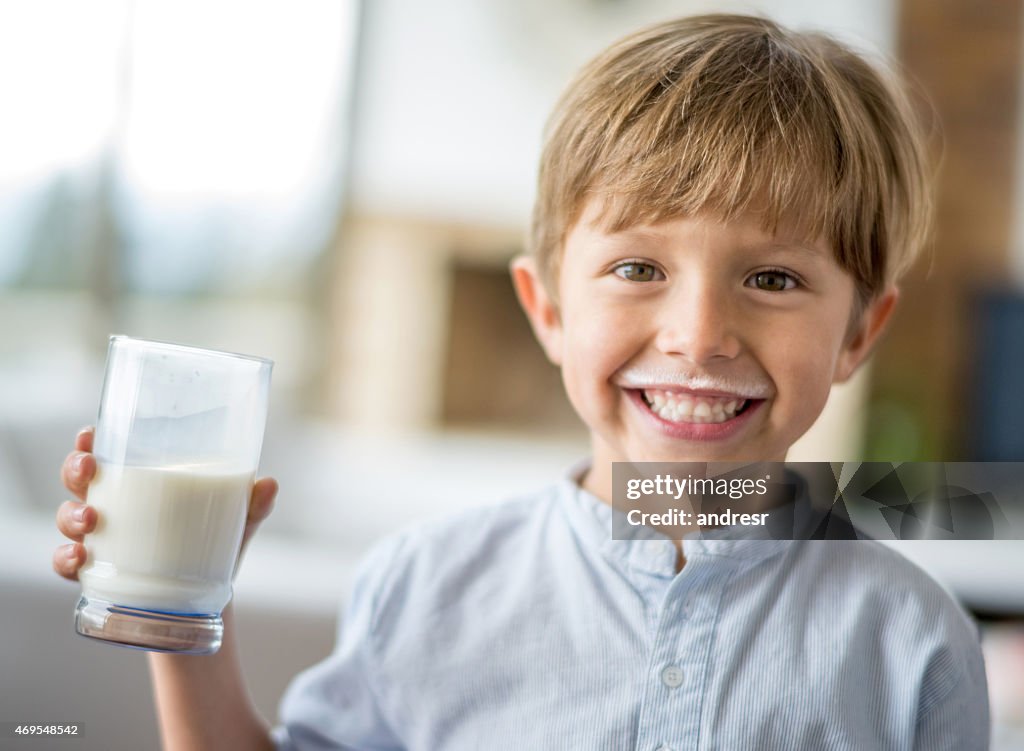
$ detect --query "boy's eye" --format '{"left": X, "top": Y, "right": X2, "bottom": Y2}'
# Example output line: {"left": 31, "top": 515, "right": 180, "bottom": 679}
{"left": 613, "top": 262, "right": 663, "bottom": 282}
{"left": 748, "top": 270, "right": 798, "bottom": 292}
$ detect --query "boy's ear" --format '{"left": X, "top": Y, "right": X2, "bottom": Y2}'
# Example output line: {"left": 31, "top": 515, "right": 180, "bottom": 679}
{"left": 510, "top": 255, "right": 563, "bottom": 366}
{"left": 834, "top": 286, "right": 899, "bottom": 383}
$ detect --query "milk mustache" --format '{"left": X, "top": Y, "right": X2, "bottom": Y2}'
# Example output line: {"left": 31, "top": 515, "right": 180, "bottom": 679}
{"left": 79, "top": 462, "right": 253, "bottom": 614}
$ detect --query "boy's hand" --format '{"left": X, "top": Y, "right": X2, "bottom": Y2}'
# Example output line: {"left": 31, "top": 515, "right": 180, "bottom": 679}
{"left": 52, "top": 426, "right": 278, "bottom": 581}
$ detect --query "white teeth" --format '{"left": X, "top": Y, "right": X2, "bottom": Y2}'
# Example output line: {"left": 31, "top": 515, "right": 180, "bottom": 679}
{"left": 641, "top": 389, "right": 747, "bottom": 425}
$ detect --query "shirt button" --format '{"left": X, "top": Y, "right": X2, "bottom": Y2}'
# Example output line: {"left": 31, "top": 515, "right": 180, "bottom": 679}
{"left": 661, "top": 664, "right": 684, "bottom": 688}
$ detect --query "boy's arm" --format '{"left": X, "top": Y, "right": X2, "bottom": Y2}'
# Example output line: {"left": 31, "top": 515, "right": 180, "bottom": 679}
{"left": 148, "top": 604, "right": 275, "bottom": 751}
{"left": 912, "top": 678, "right": 990, "bottom": 751}
{"left": 149, "top": 530, "right": 410, "bottom": 751}
{"left": 912, "top": 634, "right": 990, "bottom": 751}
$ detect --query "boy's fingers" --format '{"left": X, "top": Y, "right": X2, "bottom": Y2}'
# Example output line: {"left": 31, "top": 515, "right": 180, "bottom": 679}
{"left": 74, "top": 426, "right": 95, "bottom": 453}
{"left": 52, "top": 542, "right": 83, "bottom": 581}
{"left": 61, "top": 451, "right": 96, "bottom": 500}
{"left": 56, "top": 500, "right": 96, "bottom": 541}
{"left": 248, "top": 477, "right": 278, "bottom": 522}
{"left": 239, "top": 478, "right": 277, "bottom": 552}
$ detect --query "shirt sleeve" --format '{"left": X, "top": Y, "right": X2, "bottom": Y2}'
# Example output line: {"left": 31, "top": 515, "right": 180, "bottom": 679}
{"left": 272, "top": 535, "right": 409, "bottom": 751}
{"left": 912, "top": 621, "right": 990, "bottom": 751}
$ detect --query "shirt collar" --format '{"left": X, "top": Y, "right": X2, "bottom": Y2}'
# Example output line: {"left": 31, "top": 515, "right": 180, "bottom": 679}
{"left": 558, "top": 459, "right": 794, "bottom": 578}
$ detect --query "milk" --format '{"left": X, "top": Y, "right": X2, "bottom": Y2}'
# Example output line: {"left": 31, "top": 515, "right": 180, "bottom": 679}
{"left": 79, "top": 462, "right": 253, "bottom": 615}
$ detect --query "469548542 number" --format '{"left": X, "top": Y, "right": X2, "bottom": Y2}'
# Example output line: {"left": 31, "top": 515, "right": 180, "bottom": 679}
{"left": 10, "top": 724, "right": 79, "bottom": 736}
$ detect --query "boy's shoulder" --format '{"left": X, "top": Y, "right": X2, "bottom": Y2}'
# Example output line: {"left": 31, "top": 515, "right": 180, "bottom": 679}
{"left": 790, "top": 538, "right": 982, "bottom": 654}
{"left": 349, "top": 480, "right": 568, "bottom": 608}
{"left": 792, "top": 539, "right": 987, "bottom": 718}
{"left": 389, "top": 481, "right": 565, "bottom": 559}
{"left": 798, "top": 537, "right": 967, "bottom": 605}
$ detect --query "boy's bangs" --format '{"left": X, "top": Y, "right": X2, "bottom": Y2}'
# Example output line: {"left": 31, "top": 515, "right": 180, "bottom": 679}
{"left": 589, "top": 125, "right": 837, "bottom": 249}
{"left": 583, "top": 50, "right": 851, "bottom": 257}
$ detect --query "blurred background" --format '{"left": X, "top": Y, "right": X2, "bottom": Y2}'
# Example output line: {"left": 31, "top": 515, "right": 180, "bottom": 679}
{"left": 0, "top": 0, "right": 1022, "bottom": 748}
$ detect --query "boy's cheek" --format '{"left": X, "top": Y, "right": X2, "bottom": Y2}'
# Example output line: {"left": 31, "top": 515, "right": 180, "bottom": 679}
{"left": 769, "top": 341, "right": 841, "bottom": 404}
{"left": 560, "top": 331, "right": 628, "bottom": 402}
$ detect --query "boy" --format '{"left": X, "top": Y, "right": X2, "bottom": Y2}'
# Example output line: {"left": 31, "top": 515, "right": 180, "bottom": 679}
{"left": 54, "top": 14, "right": 989, "bottom": 750}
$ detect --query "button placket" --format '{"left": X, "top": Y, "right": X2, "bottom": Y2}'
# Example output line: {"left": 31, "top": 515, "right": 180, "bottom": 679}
{"left": 635, "top": 557, "right": 737, "bottom": 751}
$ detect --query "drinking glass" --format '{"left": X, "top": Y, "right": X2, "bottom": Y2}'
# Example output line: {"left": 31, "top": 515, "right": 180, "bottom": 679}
{"left": 74, "top": 336, "right": 272, "bottom": 654}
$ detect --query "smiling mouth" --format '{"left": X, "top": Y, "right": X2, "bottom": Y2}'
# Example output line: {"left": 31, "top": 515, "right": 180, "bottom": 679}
{"left": 638, "top": 388, "right": 754, "bottom": 424}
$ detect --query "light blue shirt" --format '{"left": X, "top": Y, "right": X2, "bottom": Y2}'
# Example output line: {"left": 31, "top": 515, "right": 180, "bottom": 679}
{"left": 272, "top": 467, "right": 989, "bottom": 750}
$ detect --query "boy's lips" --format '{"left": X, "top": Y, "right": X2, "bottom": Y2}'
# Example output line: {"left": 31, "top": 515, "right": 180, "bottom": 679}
{"left": 624, "top": 387, "right": 765, "bottom": 441}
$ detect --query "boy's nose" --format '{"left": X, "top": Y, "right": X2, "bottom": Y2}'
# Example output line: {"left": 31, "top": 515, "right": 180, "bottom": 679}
{"left": 654, "top": 287, "right": 741, "bottom": 364}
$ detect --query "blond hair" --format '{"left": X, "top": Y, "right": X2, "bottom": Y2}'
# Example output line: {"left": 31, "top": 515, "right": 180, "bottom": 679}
{"left": 530, "top": 14, "right": 935, "bottom": 306}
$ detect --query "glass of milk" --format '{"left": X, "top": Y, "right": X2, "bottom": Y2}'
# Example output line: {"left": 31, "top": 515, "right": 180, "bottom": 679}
{"left": 74, "top": 336, "right": 272, "bottom": 654}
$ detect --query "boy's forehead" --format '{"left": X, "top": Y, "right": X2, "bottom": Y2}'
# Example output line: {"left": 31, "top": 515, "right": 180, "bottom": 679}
{"left": 567, "top": 197, "right": 829, "bottom": 256}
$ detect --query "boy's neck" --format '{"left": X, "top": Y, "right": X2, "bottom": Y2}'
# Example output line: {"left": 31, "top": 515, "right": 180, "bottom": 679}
{"left": 579, "top": 449, "right": 793, "bottom": 575}
{"left": 579, "top": 460, "right": 614, "bottom": 506}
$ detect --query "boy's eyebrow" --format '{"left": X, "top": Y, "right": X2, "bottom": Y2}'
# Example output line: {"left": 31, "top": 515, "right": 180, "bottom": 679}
{"left": 597, "top": 226, "right": 667, "bottom": 243}
{"left": 597, "top": 228, "right": 828, "bottom": 260}
{"left": 750, "top": 241, "right": 827, "bottom": 257}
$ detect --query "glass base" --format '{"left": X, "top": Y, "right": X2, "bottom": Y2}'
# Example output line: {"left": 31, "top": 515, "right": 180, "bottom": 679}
{"left": 74, "top": 596, "right": 223, "bottom": 654}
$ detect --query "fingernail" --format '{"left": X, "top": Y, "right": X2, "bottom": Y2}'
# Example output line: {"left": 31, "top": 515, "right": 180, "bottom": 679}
{"left": 72, "top": 454, "right": 85, "bottom": 474}
{"left": 73, "top": 506, "right": 87, "bottom": 523}
{"left": 65, "top": 544, "right": 78, "bottom": 559}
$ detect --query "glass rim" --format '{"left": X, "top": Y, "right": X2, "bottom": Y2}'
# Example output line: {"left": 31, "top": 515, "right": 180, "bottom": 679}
{"left": 109, "top": 335, "right": 274, "bottom": 368}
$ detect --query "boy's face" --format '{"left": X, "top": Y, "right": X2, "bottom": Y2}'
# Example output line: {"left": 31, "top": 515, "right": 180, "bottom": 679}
{"left": 513, "top": 199, "right": 897, "bottom": 493}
